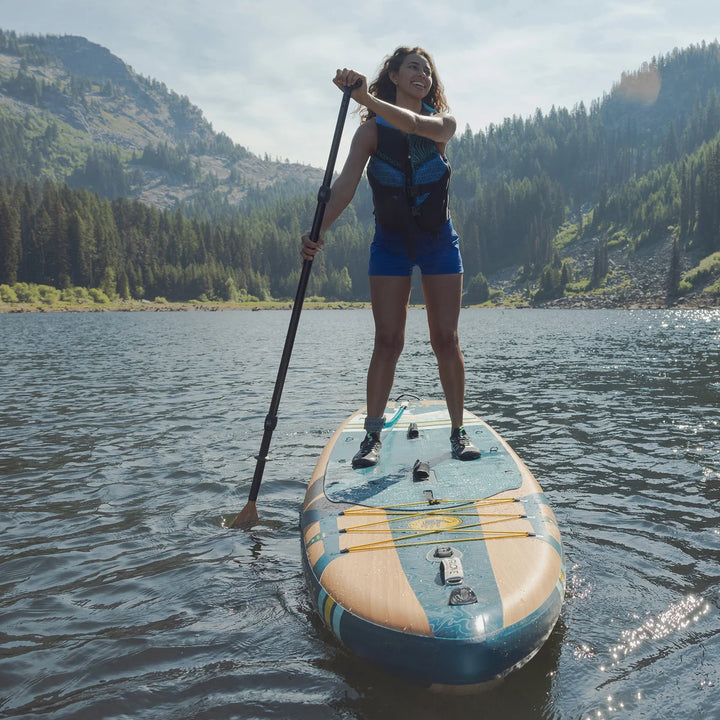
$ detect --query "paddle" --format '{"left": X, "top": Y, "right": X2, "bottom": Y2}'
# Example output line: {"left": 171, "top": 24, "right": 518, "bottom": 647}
{"left": 230, "top": 81, "right": 359, "bottom": 530}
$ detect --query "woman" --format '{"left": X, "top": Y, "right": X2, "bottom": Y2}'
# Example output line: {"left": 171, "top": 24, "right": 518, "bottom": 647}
{"left": 301, "top": 46, "right": 480, "bottom": 468}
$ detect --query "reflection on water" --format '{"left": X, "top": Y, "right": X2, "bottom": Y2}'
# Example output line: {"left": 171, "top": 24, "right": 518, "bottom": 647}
{"left": 0, "top": 308, "right": 718, "bottom": 719}
{"left": 607, "top": 595, "right": 712, "bottom": 668}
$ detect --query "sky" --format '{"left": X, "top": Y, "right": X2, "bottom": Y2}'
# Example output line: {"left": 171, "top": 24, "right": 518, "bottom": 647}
{"left": 1, "top": 0, "right": 717, "bottom": 168}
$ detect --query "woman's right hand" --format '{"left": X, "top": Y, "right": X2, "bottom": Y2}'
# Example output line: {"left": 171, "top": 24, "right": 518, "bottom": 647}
{"left": 333, "top": 68, "right": 368, "bottom": 104}
{"left": 301, "top": 232, "right": 323, "bottom": 262}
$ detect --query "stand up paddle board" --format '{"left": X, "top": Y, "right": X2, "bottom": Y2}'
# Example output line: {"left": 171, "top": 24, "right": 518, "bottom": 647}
{"left": 300, "top": 398, "right": 565, "bottom": 692}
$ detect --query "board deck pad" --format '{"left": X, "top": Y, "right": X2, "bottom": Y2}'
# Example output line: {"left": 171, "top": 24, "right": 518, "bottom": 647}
{"left": 324, "top": 406, "right": 523, "bottom": 507}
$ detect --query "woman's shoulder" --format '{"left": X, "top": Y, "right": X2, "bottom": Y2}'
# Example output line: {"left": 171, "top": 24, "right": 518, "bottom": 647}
{"left": 352, "top": 117, "right": 378, "bottom": 152}
{"left": 358, "top": 117, "right": 378, "bottom": 133}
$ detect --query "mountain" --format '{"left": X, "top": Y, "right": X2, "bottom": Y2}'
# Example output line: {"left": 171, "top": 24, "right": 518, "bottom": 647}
{"left": 0, "top": 28, "right": 719, "bottom": 308}
{"left": 0, "top": 29, "right": 323, "bottom": 209}
{"left": 443, "top": 41, "right": 720, "bottom": 307}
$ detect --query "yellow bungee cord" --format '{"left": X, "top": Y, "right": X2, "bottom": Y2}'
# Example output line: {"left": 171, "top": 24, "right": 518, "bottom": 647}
{"left": 339, "top": 497, "right": 535, "bottom": 553}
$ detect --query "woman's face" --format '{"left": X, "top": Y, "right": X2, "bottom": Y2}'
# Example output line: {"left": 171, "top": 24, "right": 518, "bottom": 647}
{"left": 390, "top": 52, "right": 433, "bottom": 100}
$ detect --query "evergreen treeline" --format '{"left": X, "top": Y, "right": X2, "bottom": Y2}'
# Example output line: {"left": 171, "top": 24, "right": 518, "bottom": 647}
{"left": 0, "top": 179, "right": 256, "bottom": 301}
{"left": 593, "top": 138, "right": 720, "bottom": 254}
{"left": 0, "top": 177, "right": 374, "bottom": 302}
{"left": 445, "top": 41, "right": 720, "bottom": 277}
{"left": 448, "top": 42, "right": 720, "bottom": 203}
{"left": 2, "top": 120, "right": 718, "bottom": 304}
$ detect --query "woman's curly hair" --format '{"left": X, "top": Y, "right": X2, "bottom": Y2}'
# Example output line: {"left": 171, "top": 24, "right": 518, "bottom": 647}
{"left": 361, "top": 46, "right": 449, "bottom": 120}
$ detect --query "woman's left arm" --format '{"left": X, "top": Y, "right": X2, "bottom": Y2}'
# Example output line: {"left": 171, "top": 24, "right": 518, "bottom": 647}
{"left": 334, "top": 69, "right": 456, "bottom": 144}
{"left": 365, "top": 96, "right": 456, "bottom": 145}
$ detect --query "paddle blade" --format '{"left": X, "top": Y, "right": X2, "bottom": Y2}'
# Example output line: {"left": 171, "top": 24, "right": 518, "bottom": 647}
{"left": 229, "top": 500, "right": 259, "bottom": 530}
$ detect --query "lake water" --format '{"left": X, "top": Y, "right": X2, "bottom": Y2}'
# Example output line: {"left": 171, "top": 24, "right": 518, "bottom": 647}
{"left": 1, "top": 308, "right": 718, "bottom": 719}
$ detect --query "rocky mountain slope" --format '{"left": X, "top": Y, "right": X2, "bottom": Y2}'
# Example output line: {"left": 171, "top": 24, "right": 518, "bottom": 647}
{"left": 0, "top": 31, "right": 323, "bottom": 208}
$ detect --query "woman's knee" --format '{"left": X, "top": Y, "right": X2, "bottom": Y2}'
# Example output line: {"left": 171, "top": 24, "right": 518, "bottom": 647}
{"left": 373, "top": 329, "right": 405, "bottom": 360}
{"left": 430, "top": 328, "right": 460, "bottom": 358}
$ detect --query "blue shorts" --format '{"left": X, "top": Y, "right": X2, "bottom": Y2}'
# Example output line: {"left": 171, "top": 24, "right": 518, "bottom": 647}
{"left": 368, "top": 219, "right": 464, "bottom": 276}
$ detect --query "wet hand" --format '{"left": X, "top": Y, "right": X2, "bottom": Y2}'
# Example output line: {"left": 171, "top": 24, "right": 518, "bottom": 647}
{"left": 301, "top": 232, "right": 324, "bottom": 261}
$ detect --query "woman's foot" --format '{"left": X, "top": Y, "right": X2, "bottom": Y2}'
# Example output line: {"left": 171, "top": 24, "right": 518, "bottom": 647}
{"left": 450, "top": 426, "right": 481, "bottom": 460}
{"left": 352, "top": 432, "right": 382, "bottom": 468}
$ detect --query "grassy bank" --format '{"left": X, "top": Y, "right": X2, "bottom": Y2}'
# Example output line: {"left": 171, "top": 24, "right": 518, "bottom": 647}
{"left": 1, "top": 282, "right": 716, "bottom": 314}
{"left": 0, "top": 298, "right": 374, "bottom": 313}
{"left": 0, "top": 281, "right": 377, "bottom": 312}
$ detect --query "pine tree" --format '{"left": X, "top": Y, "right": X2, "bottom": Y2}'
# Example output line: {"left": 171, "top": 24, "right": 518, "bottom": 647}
{"left": 0, "top": 191, "right": 22, "bottom": 284}
{"left": 666, "top": 236, "right": 682, "bottom": 304}
{"left": 465, "top": 272, "right": 490, "bottom": 304}
{"left": 590, "top": 240, "right": 609, "bottom": 288}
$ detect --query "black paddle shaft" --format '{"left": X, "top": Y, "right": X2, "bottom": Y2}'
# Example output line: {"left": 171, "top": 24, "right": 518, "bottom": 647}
{"left": 246, "top": 82, "right": 358, "bottom": 503}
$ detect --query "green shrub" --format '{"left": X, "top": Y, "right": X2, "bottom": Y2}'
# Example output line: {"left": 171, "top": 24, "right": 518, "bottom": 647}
{"left": 0, "top": 284, "right": 18, "bottom": 303}
{"left": 236, "top": 289, "right": 259, "bottom": 302}
{"left": 88, "top": 288, "right": 111, "bottom": 304}
{"left": 552, "top": 222, "right": 580, "bottom": 252}
{"left": 683, "top": 252, "right": 720, "bottom": 289}
{"left": 75, "top": 287, "right": 92, "bottom": 303}
{"left": 14, "top": 283, "right": 40, "bottom": 303}
{"left": 676, "top": 279, "right": 693, "bottom": 295}
{"left": 703, "top": 278, "right": 720, "bottom": 296}
{"left": 564, "top": 280, "right": 588, "bottom": 294}
{"left": 38, "top": 285, "right": 61, "bottom": 304}
{"left": 60, "top": 287, "right": 92, "bottom": 303}
{"left": 465, "top": 272, "right": 490, "bottom": 304}
{"left": 608, "top": 229, "right": 630, "bottom": 248}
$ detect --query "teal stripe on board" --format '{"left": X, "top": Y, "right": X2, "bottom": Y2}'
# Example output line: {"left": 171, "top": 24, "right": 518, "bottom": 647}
{"left": 331, "top": 602, "right": 344, "bottom": 640}
{"left": 310, "top": 515, "right": 343, "bottom": 580}
{"left": 395, "top": 532, "right": 505, "bottom": 638}
{"left": 519, "top": 493, "right": 564, "bottom": 557}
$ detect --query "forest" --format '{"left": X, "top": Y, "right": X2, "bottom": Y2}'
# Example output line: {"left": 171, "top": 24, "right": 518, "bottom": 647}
{"left": 1, "top": 31, "right": 720, "bottom": 305}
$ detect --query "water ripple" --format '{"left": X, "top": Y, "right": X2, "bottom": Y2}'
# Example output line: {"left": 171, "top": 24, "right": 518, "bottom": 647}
{"left": 1, "top": 309, "right": 718, "bottom": 719}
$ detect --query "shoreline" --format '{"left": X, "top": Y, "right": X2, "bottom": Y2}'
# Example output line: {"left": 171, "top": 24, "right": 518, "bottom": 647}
{"left": 1, "top": 295, "right": 717, "bottom": 314}
{"left": 0, "top": 299, "right": 371, "bottom": 313}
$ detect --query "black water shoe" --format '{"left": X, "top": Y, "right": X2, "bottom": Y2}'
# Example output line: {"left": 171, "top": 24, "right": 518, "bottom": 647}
{"left": 450, "top": 426, "right": 481, "bottom": 461}
{"left": 352, "top": 432, "right": 382, "bottom": 469}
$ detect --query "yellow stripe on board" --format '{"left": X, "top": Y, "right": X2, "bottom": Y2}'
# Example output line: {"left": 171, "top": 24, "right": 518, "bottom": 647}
{"left": 323, "top": 593, "right": 336, "bottom": 627}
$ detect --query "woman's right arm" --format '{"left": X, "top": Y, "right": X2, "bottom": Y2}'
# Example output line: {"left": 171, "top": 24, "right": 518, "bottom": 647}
{"left": 301, "top": 120, "right": 375, "bottom": 260}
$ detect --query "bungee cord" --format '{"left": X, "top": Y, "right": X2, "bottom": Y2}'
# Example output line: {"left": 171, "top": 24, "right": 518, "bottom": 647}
{"left": 338, "top": 497, "right": 536, "bottom": 553}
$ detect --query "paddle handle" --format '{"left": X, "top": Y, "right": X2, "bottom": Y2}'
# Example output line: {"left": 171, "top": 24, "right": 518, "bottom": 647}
{"left": 246, "top": 82, "right": 358, "bottom": 503}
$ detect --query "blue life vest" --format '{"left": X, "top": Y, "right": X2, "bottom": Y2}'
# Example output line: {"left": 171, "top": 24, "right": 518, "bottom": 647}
{"left": 367, "top": 105, "right": 451, "bottom": 257}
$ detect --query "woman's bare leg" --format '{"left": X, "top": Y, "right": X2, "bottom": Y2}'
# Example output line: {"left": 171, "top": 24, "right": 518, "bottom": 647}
{"left": 366, "top": 275, "right": 412, "bottom": 417}
{"left": 421, "top": 273, "right": 465, "bottom": 429}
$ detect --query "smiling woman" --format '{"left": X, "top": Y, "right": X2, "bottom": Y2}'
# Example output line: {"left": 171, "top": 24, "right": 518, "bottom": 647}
{"left": 300, "top": 47, "right": 479, "bottom": 470}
